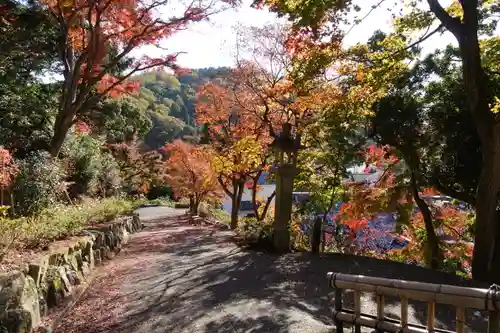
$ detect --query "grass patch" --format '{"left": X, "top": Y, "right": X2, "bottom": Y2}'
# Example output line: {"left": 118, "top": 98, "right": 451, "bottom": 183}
{"left": 144, "top": 196, "right": 176, "bottom": 207}
{"left": 198, "top": 202, "right": 231, "bottom": 226}
{"left": 3, "top": 197, "right": 140, "bottom": 250}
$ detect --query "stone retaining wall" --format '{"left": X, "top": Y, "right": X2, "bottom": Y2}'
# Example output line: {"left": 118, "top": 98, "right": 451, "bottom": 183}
{"left": 0, "top": 214, "right": 143, "bottom": 333}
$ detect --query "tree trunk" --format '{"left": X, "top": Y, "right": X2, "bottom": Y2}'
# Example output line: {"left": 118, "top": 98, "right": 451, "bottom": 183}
{"left": 471, "top": 137, "right": 500, "bottom": 282}
{"left": 411, "top": 179, "right": 442, "bottom": 270}
{"left": 189, "top": 195, "right": 195, "bottom": 214}
{"left": 258, "top": 193, "right": 275, "bottom": 221}
{"left": 311, "top": 216, "right": 322, "bottom": 254}
{"left": 256, "top": 191, "right": 276, "bottom": 221}
{"left": 427, "top": 0, "right": 500, "bottom": 282}
{"left": 49, "top": 110, "right": 75, "bottom": 157}
{"left": 449, "top": 4, "right": 500, "bottom": 282}
{"left": 192, "top": 199, "right": 200, "bottom": 215}
{"left": 230, "top": 182, "right": 244, "bottom": 230}
{"left": 456, "top": 25, "right": 500, "bottom": 283}
{"left": 250, "top": 170, "right": 275, "bottom": 221}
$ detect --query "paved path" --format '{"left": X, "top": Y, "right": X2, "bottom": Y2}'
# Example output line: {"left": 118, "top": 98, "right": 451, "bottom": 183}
{"left": 54, "top": 208, "right": 334, "bottom": 333}
{"left": 53, "top": 207, "right": 488, "bottom": 333}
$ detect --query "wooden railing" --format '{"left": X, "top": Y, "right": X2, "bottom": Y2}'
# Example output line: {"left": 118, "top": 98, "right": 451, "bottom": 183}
{"left": 327, "top": 272, "right": 500, "bottom": 333}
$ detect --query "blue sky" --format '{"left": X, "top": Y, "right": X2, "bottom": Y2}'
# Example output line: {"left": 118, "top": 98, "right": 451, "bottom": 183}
{"left": 141, "top": 0, "right": 457, "bottom": 69}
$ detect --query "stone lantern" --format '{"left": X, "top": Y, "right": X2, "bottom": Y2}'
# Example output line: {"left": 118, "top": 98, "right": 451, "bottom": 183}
{"left": 270, "top": 121, "right": 302, "bottom": 252}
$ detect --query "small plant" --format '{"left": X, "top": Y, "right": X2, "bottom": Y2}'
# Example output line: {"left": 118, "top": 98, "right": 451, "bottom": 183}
{"left": 198, "top": 202, "right": 231, "bottom": 226}
{"left": 0, "top": 205, "right": 23, "bottom": 262}
{"left": 235, "top": 216, "right": 274, "bottom": 250}
{"left": 0, "top": 147, "right": 18, "bottom": 206}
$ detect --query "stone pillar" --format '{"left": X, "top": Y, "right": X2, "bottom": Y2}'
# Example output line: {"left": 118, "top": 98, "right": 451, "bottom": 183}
{"left": 273, "top": 164, "right": 299, "bottom": 253}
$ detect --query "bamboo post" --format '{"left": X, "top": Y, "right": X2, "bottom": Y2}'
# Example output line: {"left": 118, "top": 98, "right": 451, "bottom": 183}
{"left": 427, "top": 302, "right": 435, "bottom": 331}
{"left": 489, "top": 311, "right": 500, "bottom": 333}
{"left": 456, "top": 307, "right": 466, "bottom": 333}
{"left": 376, "top": 294, "right": 384, "bottom": 333}
{"left": 355, "top": 290, "right": 362, "bottom": 333}
{"left": 401, "top": 297, "right": 408, "bottom": 331}
{"left": 335, "top": 288, "right": 344, "bottom": 333}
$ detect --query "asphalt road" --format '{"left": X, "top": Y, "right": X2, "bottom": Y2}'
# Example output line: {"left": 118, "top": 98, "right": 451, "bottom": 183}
{"left": 135, "top": 205, "right": 186, "bottom": 221}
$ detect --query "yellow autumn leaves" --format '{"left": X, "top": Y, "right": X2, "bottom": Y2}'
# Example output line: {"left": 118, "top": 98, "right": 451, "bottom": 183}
{"left": 210, "top": 136, "right": 265, "bottom": 175}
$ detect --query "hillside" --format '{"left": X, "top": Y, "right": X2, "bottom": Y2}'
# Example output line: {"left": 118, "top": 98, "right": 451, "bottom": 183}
{"left": 130, "top": 67, "right": 232, "bottom": 150}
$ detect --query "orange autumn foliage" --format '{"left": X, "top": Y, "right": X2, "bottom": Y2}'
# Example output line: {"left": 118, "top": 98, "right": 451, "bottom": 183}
{"left": 42, "top": 0, "right": 238, "bottom": 156}
{"left": 0, "top": 147, "right": 17, "bottom": 190}
{"left": 41, "top": 0, "right": 235, "bottom": 98}
{"left": 231, "top": 25, "right": 346, "bottom": 137}
{"left": 229, "top": 61, "right": 325, "bottom": 133}
{"left": 164, "top": 140, "right": 222, "bottom": 205}
{"left": 196, "top": 80, "right": 276, "bottom": 222}
{"left": 196, "top": 82, "right": 271, "bottom": 180}
{"left": 338, "top": 144, "right": 474, "bottom": 275}
{"left": 196, "top": 82, "right": 272, "bottom": 147}
{"left": 392, "top": 205, "right": 474, "bottom": 276}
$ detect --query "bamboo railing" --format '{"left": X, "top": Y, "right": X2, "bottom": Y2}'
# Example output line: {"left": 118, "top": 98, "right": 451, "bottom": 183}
{"left": 328, "top": 272, "right": 500, "bottom": 333}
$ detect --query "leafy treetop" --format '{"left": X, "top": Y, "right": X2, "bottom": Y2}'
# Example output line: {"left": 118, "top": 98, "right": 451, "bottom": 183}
{"left": 164, "top": 139, "right": 222, "bottom": 207}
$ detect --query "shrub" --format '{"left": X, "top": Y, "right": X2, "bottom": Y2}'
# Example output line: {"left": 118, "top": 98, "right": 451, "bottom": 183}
{"left": 97, "top": 153, "right": 122, "bottom": 198}
{"left": 235, "top": 217, "right": 274, "bottom": 250}
{"left": 198, "top": 202, "right": 230, "bottom": 226}
{"left": 0, "top": 147, "right": 18, "bottom": 206}
{"left": 147, "top": 185, "right": 173, "bottom": 200}
{"left": 64, "top": 135, "right": 104, "bottom": 198}
{"left": 0, "top": 206, "right": 22, "bottom": 262}
{"left": 12, "top": 151, "right": 66, "bottom": 216}
{"left": 290, "top": 214, "right": 313, "bottom": 252}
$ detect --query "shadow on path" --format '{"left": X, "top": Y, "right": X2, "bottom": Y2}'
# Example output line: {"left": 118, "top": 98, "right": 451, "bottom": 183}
{"left": 54, "top": 211, "right": 488, "bottom": 333}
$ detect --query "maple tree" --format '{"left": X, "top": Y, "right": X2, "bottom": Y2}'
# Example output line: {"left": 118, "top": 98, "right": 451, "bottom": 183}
{"left": 231, "top": 24, "right": 319, "bottom": 251}
{"left": 40, "top": 0, "right": 238, "bottom": 157}
{"left": 196, "top": 78, "right": 274, "bottom": 228}
{"left": 336, "top": 143, "right": 475, "bottom": 272}
{"left": 0, "top": 147, "right": 18, "bottom": 206}
{"left": 388, "top": 204, "right": 474, "bottom": 277}
{"left": 164, "top": 140, "right": 222, "bottom": 214}
{"left": 256, "top": 0, "right": 500, "bottom": 282}
{"left": 369, "top": 52, "right": 499, "bottom": 272}
{"left": 105, "top": 140, "right": 166, "bottom": 196}
{"left": 229, "top": 23, "right": 374, "bottom": 251}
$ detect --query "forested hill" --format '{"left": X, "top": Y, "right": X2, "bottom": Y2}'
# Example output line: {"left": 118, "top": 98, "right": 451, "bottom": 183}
{"left": 0, "top": 64, "right": 231, "bottom": 157}
{"left": 130, "top": 67, "right": 232, "bottom": 150}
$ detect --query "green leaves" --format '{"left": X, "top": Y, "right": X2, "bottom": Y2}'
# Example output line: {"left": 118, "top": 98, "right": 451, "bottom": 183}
{"left": 393, "top": 8, "right": 435, "bottom": 34}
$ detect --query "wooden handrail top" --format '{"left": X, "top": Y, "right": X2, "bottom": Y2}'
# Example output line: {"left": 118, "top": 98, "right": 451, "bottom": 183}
{"left": 327, "top": 272, "right": 500, "bottom": 311}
